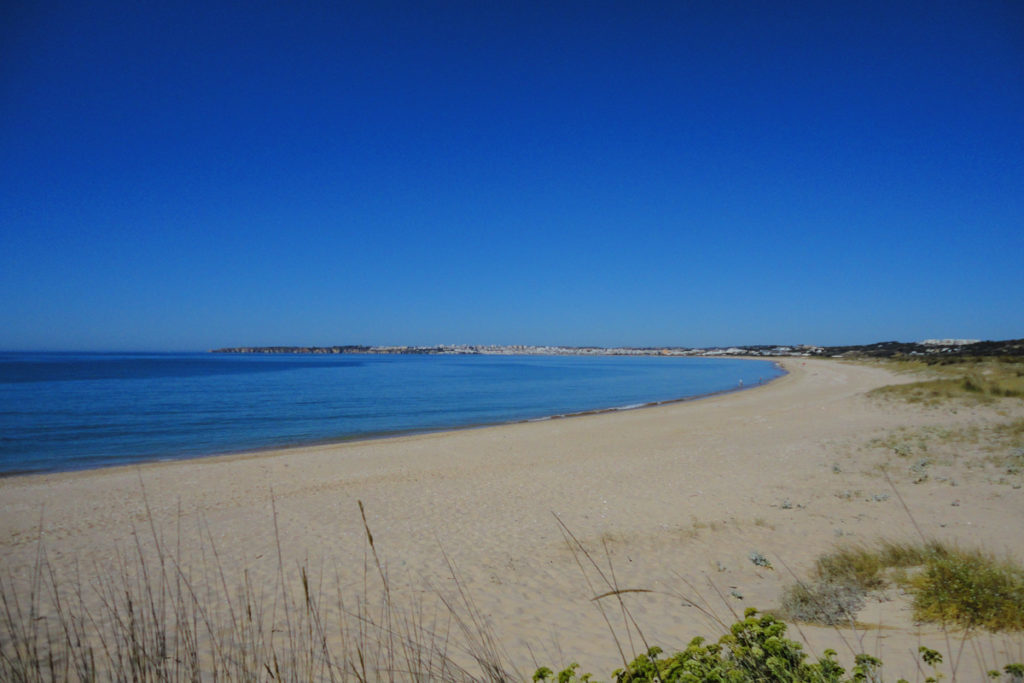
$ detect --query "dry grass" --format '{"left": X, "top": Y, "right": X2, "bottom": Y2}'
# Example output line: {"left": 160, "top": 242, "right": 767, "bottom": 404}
{"left": 3, "top": 501, "right": 1023, "bottom": 681}
{"left": 777, "top": 580, "right": 866, "bottom": 627}
{"left": 813, "top": 540, "right": 937, "bottom": 590}
{"left": 779, "top": 540, "right": 937, "bottom": 626}
{"left": 863, "top": 418, "right": 1024, "bottom": 486}
{"left": 0, "top": 498, "right": 517, "bottom": 682}
{"left": 867, "top": 359, "right": 1024, "bottom": 405}
{"left": 552, "top": 517, "right": 1024, "bottom": 681}
{"left": 781, "top": 539, "right": 1024, "bottom": 632}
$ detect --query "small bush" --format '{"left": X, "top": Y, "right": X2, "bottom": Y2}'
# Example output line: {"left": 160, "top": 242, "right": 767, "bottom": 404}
{"left": 783, "top": 540, "right": 1024, "bottom": 632}
{"left": 780, "top": 579, "right": 865, "bottom": 626}
{"left": 806, "top": 541, "right": 936, "bottom": 594}
{"left": 911, "top": 547, "right": 1024, "bottom": 630}
{"left": 814, "top": 546, "right": 887, "bottom": 590}
{"left": 538, "top": 609, "right": 854, "bottom": 682}
{"left": 535, "top": 608, "right": 1024, "bottom": 682}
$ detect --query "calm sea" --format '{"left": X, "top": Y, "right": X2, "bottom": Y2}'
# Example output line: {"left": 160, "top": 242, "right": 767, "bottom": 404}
{"left": 0, "top": 352, "right": 784, "bottom": 475}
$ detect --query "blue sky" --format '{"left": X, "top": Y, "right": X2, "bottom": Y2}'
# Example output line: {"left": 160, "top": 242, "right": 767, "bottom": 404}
{"left": 2, "top": 1, "right": 1022, "bottom": 350}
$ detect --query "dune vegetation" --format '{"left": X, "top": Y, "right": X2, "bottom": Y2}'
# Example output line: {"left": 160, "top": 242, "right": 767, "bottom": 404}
{"left": 867, "top": 357, "right": 1024, "bottom": 405}
{"left": 3, "top": 506, "right": 1023, "bottom": 682}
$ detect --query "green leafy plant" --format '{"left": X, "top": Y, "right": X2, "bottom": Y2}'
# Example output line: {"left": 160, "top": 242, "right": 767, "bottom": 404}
{"left": 539, "top": 609, "right": 868, "bottom": 682}
{"left": 535, "top": 608, "right": 1024, "bottom": 682}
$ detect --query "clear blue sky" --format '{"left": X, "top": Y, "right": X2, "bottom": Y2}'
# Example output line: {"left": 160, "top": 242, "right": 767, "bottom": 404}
{"left": 2, "top": 1, "right": 1022, "bottom": 351}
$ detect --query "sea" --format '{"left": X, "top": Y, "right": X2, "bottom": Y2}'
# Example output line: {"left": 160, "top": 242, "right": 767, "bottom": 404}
{"left": 0, "top": 352, "right": 784, "bottom": 476}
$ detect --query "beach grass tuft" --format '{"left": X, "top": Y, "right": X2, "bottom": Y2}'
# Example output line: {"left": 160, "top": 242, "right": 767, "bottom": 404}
{"left": 781, "top": 539, "right": 1024, "bottom": 631}
{"left": 3, "top": 502, "right": 1024, "bottom": 681}
{"left": 911, "top": 546, "right": 1024, "bottom": 631}
{"left": 0, "top": 500, "right": 517, "bottom": 682}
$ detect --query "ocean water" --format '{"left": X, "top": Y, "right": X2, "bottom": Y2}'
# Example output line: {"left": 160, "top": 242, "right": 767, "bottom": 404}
{"left": 0, "top": 352, "right": 784, "bottom": 475}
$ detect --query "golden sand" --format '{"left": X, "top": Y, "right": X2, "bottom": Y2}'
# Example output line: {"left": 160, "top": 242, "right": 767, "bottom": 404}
{"left": 2, "top": 358, "right": 1022, "bottom": 678}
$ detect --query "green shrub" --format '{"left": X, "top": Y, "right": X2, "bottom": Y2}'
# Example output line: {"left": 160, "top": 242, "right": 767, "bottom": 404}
{"left": 911, "top": 547, "right": 1024, "bottom": 630}
{"left": 534, "top": 608, "right": 1024, "bottom": 682}
{"left": 782, "top": 540, "right": 1024, "bottom": 632}
{"left": 537, "top": 609, "right": 854, "bottom": 682}
{"left": 781, "top": 541, "right": 935, "bottom": 625}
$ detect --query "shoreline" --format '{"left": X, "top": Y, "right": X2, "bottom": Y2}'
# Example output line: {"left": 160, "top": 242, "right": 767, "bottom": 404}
{"left": 2, "top": 357, "right": 1020, "bottom": 678}
{"left": 0, "top": 357, "right": 786, "bottom": 480}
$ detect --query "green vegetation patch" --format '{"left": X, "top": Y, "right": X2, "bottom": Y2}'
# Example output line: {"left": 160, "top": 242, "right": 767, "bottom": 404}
{"left": 814, "top": 541, "right": 936, "bottom": 588}
{"left": 912, "top": 547, "right": 1024, "bottom": 631}
{"left": 536, "top": 609, "right": 876, "bottom": 683}
{"left": 781, "top": 540, "right": 1024, "bottom": 631}
{"left": 535, "top": 609, "right": 1024, "bottom": 682}
{"left": 868, "top": 359, "right": 1024, "bottom": 405}
{"left": 780, "top": 541, "right": 938, "bottom": 625}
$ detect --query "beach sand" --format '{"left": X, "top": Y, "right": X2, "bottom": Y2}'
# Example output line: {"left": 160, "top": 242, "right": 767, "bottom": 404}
{"left": 2, "top": 357, "right": 1022, "bottom": 679}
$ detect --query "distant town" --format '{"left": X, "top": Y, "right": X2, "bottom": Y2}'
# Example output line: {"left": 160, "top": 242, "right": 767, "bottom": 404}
{"left": 211, "top": 338, "right": 1023, "bottom": 359}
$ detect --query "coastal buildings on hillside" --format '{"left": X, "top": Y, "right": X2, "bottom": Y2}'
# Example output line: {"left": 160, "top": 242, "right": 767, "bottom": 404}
{"left": 210, "top": 338, "right": 1023, "bottom": 358}
{"left": 210, "top": 344, "right": 824, "bottom": 357}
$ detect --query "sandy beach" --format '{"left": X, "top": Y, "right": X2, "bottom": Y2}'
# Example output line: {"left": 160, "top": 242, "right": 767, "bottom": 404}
{"left": 2, "top": 357, "right": 1022, "bottom": 679}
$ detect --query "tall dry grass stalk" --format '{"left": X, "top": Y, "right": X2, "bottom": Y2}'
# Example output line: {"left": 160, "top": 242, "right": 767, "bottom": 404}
{"left": 3, "top": 489, "right": 1022, "bottom": 681}
{"left": 0, "top": 495, "right": 517, "bottom": 682}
